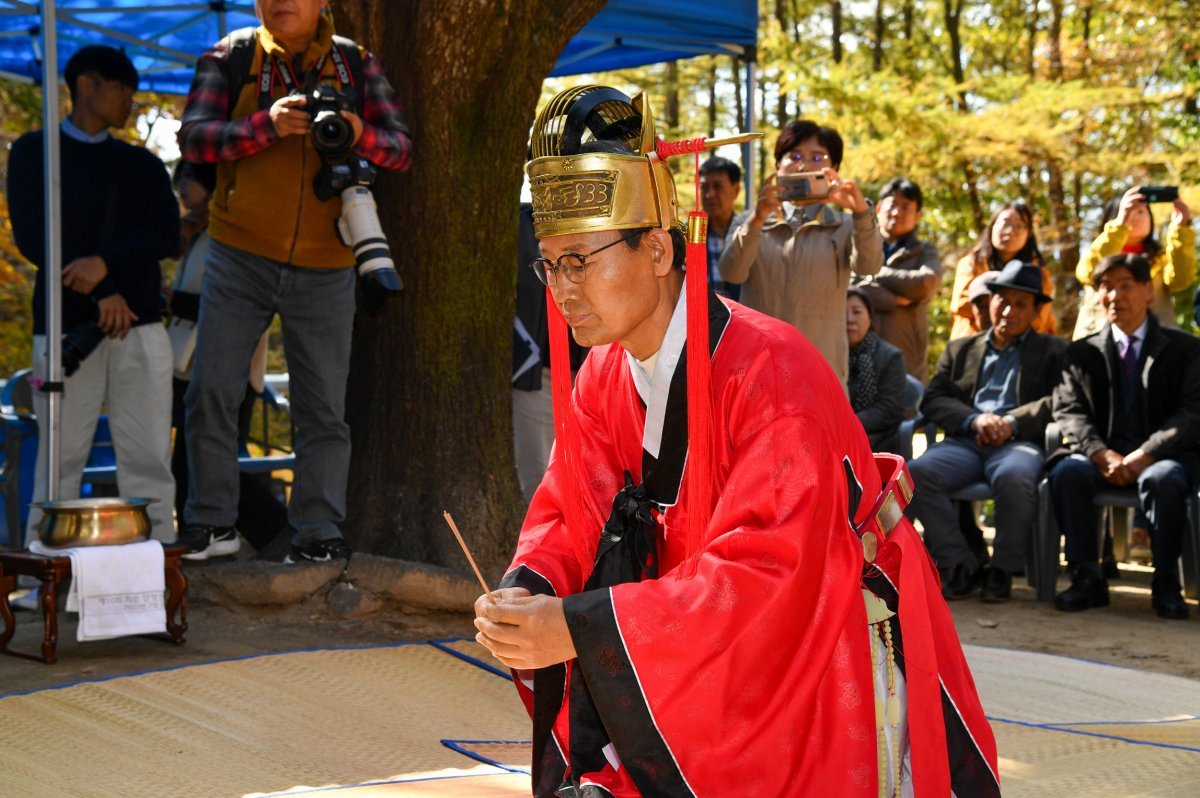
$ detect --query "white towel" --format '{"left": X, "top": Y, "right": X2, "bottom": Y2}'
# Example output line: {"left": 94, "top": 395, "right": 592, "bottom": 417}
{"left": 29, "top": 540, "right": 167, "bottom": 642}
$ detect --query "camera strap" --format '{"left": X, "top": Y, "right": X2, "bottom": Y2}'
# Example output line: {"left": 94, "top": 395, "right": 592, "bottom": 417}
{"left": 256, "top": 43, "right": 357, "bottom": 108}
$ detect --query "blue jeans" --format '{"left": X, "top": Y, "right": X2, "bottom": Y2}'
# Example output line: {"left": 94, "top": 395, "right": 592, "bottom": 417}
{"left": 907, "top": 436, "right": 1044, "bottom": 573}
{"left": 184, "top": 240, "right": 356, "bottom": 545}
{"left": 1049, "top": 454, "right": 1192, "bottom": 582}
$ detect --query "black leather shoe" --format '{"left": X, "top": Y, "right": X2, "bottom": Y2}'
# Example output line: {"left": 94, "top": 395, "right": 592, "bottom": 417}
{"left": 980, "top": 567, "right": 1012, "bottom": 603}
{"left": 1054, "top": 562, "right": 1110, "bottom": 612}
{"left": 941, "top": 563, "right": 981, "bottom": 601}
{"left": 1151, "top": 579, "right": 1190, "bottom": 620}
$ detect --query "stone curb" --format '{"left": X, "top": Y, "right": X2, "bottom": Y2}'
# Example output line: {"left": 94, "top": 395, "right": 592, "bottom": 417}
{"left": 186, "top": 554, "right": 479, "bottom": 614}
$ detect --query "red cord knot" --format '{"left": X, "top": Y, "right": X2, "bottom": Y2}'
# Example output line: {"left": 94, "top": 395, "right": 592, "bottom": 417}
{"left": 654, "top": 136, "right": 708, "bottom": 159}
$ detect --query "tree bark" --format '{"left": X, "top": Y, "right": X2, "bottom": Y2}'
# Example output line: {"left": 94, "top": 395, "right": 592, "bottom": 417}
{"left": 1047, "top": 0, "right": 1064, "bottom": 80}
{"left": 665, "top": 61, "right": 680, "bottom": 130}
{"left": 942, "top": 0, "right": 967, "bottom": 110}
{"left": 333, "top": 0, "right": 606, "bottom": 579}
{"left": 831, "top": 1, "right": 844, "bottom": 64}
{"left": 873, "top": 0, "right": 886, "bottom": 72}
{"left": 705, "top": 59, "right": 717, "bottom": 138}
{"left": 1079, "top": 0, "right": 1093, "bottom": 76}
{"left": 1025, "top": 0, "right": 1040, "bottom": 77}
{"left": 732, "top": 56, "right": 744, "bottom": 133}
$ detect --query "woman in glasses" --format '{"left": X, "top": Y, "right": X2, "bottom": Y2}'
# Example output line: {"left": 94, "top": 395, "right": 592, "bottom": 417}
{"left": 1072, "top": 187, "right": 1194, "bottom": 340}
{"left": 718, "top": 119, "right": 883, "bottom": 387}
{"left": 949, "top": 200, "right": 1055, "bottom": 339}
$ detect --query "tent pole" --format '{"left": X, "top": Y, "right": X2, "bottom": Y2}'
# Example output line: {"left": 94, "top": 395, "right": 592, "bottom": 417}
{"left": 40, "top": 0, "right": 63, "bottom": 503}
{"left": 742, "top": 57, "right": 757, "bottom": 208}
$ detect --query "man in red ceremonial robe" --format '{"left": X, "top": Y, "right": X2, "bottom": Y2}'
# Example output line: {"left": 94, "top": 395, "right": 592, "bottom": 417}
{"left": 474, "top": 86, "right": 999, "bottom": 798}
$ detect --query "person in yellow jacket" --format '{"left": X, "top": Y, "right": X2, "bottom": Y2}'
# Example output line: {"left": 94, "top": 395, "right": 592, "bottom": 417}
{"left": 1072, "top": 187, "right": 1195, "bottom": 340}
{"left": 949, "top": 201, "right": 1056, "bottom": 340}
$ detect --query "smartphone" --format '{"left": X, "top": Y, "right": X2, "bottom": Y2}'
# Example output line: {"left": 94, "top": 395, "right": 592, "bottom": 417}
{"left": 1138, "top": 185, "right": 1179, "bottom": 204}
{"left": 778, "top": 171, "right": 831, "bottom": 202}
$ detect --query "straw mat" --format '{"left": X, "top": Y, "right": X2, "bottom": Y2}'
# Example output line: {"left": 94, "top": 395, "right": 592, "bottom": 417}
{"left": 969, "top": 645, "right": 1200, "bottom": 797}
{"left": 0, "top": 641, "right": 531, "bottom": 798}
{"left": 3, "top": 641, "right": 1199, "bottom": 797}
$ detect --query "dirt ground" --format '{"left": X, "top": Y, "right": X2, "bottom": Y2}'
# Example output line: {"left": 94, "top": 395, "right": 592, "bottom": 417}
{"left": 3, "top": 556, "right": 1197, "bottom": 695}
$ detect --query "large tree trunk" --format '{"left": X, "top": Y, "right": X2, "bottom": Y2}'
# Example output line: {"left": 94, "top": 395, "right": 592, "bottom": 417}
{"left": 333, "top": 1, "right": 605, "bottom": 579}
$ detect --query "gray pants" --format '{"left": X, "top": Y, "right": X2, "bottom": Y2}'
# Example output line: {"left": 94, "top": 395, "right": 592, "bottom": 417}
{"left": 513, "top": 369, "right": 555, "bottom": 504}
{"left": 27, "top": 327, "right": 175, "bottom": 543}
{"left": 184, "top": 240, "right": 355, "bottom": 545}
{"left": 907, "top": 436, "right": 1044, "bottom": 573}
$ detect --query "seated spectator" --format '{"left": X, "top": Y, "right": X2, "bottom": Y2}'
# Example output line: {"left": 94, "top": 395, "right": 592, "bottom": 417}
{"left": 166, "top": 160, "right": 284, "bottom": 555}
{"left": 907, "top": 261, "right": 1066, "bottom": 602}
{"left": 719, "top": 119, "right": 882, "bottom": 385}
{"left": 853, "top": 178, "right": 942, "bottom": 381}
{"left": 1049, "top": 253, "right": 1200, "bottom": 620}
{"left": 846, "top": 287, "right": 906, "bottom": 452}
{"left": 698, "top": 156, "right": 743, "bottom": 301}
{"left": 1073, "top": 190, "right": 1196, "bottom": 564}
{"left": 949, "top": 201, "right": 1056, "bottom": 340}
{"left": 1073, "top": 187, "right": 1194, "bottom": 340}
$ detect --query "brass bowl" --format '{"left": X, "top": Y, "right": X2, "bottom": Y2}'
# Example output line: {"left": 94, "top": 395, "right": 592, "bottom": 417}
{"left": 34, "top": 498, "right": 156, "bottom": 548}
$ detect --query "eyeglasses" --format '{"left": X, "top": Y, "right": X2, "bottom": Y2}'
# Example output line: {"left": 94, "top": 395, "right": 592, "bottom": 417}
{"left": 784, "top": 150, "right": 830, "bottom": 165}
{"left": 997, "top": 221, "right": 1028, "bottom": 233}
{"left": 529, "top": 229, "right": 644, "bottom": 287}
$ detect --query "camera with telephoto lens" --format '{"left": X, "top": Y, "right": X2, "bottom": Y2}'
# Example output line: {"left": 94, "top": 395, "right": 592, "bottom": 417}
{"left": 62, "top": 321, "right": 106, "bottom": 377}
{"left": 303, "top": 85, "right": 357, "bottom": 158}
{"left": 313, "top": 157, "right": 402, "bottom": 314}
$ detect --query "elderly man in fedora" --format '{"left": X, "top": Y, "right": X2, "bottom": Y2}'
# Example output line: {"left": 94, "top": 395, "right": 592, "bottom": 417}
{"left": 907, "top": 260, "right": 1067, "bottom": 602}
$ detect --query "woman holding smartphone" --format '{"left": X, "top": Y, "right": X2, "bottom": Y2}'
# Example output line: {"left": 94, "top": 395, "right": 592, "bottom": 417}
{"left": 718, "top": 120, "right": 883, "bottom": 387}
{"left": 948, "top": 200, "right": 1055, "bottom": 339}
{"left": 1072, "top": 186, "right": 1195, "bottom": 339}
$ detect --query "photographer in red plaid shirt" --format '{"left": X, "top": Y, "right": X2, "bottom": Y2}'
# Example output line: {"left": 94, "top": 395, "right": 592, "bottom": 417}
{"left": 175, "top": 0, "right": 411, "bottom": 563}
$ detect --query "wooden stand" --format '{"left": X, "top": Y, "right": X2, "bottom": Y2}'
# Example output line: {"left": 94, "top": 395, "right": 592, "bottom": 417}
{"left": 0, "top": 544, "right": 188, "bottom": 664}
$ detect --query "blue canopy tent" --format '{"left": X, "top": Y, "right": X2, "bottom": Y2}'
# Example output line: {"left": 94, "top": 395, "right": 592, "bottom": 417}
{"left": 0, "top": 0, "right": 758, "bottom": 512}
{"left": 1, "top": 1, "right": 757, "bottom": 92}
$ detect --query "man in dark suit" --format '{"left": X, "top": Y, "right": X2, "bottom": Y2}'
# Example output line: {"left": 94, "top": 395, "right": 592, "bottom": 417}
{"left": 907, "top": 260, "right": 1067, "bottom": 601}
{"left": 1050, "top": 253, "right": 1200, "bottom": 620}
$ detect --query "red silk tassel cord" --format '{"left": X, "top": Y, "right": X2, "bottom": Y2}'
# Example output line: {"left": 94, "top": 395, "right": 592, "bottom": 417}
{"left": 659, "top": 135, "right": 716, "bottom": 574}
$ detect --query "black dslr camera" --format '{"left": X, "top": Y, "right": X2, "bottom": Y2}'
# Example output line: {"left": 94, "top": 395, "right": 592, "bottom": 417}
{"left": 304, "top": 84, "right": 356, "bottom": 157}
{"left": 62, "top": 321, "right": 106, "bottom": 376}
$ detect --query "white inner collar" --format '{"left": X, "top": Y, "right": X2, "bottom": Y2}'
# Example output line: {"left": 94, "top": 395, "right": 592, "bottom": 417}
{"left": 626, "top": 285, "right": 689, "bottom": 459}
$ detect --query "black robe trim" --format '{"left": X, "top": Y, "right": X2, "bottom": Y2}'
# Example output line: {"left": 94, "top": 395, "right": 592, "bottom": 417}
{"left": 563, "top": 588, "right": 696, "bottom": 798}
{"left": 501, "top": 566, "right": 568, "bottom": 797}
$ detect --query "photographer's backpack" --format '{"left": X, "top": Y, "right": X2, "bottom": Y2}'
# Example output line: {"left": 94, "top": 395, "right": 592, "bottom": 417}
{"left": 220, "top": 26, "right": 365, "bottom": 114}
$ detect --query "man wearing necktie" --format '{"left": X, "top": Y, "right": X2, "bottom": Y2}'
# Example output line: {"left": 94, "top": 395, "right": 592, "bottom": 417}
{"left": 1049, "top": 253, "right": 1200, "bottom": 619}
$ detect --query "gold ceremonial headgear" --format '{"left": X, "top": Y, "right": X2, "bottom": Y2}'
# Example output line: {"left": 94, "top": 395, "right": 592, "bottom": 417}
{"left": 526, "top": 85, "right": 679, "bottom": 238}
